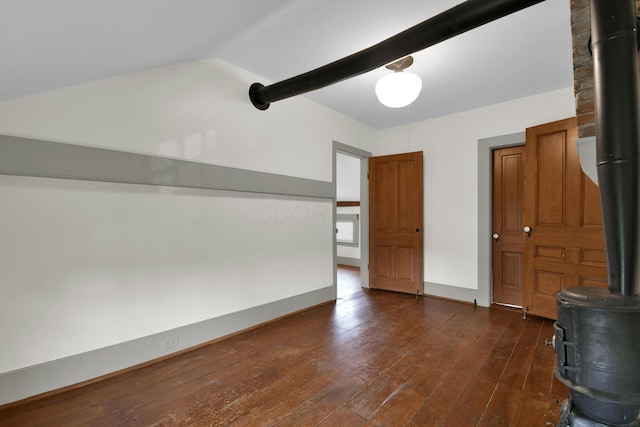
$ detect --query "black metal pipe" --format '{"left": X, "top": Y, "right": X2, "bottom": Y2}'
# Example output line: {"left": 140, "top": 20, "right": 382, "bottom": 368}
{"left": 591, "top": 0, "right": 640, "bottom": 296}
{"left": 249, "top": 0, "right": 545, "bottom": 110}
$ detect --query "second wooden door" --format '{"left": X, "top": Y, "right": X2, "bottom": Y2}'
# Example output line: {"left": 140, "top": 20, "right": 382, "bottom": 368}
{"left": 492, "top": 146, "right": 525, "bottom": 307}
{"left": 369, "top": 151, "right": 423, "bottom": 295}
{"left": 523, "top": 117, "right": 607, "bottom": 319}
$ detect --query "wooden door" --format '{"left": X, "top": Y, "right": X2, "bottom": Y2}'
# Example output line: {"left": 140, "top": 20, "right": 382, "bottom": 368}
{"left": 523, "top": 117, "right": 607, "bottom": 319}
{"left": 369, "top": 151, "right": 423, "bottom": 294}
{"left": 492, "top": 146, "right": 525, "bottom": 307}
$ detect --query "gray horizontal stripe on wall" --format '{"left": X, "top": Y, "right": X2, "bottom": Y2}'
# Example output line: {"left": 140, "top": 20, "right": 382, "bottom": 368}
{"left": 0, "top": 134, "right": 333, "bottom": 199}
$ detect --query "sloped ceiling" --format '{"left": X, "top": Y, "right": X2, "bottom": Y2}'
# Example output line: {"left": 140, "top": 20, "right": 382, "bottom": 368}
{"left": 0, "top": 0, "right": 573, "bottom": 129}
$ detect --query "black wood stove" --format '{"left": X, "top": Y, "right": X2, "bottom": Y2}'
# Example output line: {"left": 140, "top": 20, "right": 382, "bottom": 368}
{"left": 553, "top": 1, "right": 640, "bottom": 425}
{"left": 555, "top": 288, "right": 640, "bottom": 425}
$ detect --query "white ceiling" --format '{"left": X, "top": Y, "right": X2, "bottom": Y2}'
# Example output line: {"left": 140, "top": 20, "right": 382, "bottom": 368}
{"left": 0, "top": 0, "right": 574, "bottom": 130}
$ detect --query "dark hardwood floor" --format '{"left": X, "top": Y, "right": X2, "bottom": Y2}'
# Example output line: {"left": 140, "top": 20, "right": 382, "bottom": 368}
{"left": 0, "top": 265, "right": 567, "bottom": 426}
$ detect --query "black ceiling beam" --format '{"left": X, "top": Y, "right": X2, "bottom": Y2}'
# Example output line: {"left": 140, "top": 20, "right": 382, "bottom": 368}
{"left": 249, "top": 0, "right": 546, "bottom": 110}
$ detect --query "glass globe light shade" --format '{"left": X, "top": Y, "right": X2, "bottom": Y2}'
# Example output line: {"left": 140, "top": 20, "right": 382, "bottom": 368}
{"left": 375, "top": 71, "right": 422, "bottom": 108}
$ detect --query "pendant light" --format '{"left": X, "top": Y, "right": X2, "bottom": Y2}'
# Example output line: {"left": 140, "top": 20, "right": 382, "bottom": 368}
{"left": 375, "top": 56, "right": 422, "bottom": 108}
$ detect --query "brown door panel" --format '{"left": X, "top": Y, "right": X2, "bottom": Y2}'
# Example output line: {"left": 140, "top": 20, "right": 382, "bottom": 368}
{"left": 369, "top": 151, "right": 423, "bottom": 294}
{"left": 523, "top": 117, "right": 608, "bottom": 320}
{"left": 492, "top": 145, "right": 525, "bottom": 307}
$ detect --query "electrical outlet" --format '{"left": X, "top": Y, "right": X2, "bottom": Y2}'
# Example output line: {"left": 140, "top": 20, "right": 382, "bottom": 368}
{"left": 162, "top": 336, "right": 179, "bottom": 350}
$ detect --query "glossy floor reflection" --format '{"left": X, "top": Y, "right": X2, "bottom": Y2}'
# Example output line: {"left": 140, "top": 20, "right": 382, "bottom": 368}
{"left": 336, "top": 264, "right": 363, "bottom": 299}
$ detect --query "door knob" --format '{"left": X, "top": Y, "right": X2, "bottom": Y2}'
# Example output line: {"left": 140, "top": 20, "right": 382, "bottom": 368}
{"left": 524, "top": 226, "right": 532, "bottom": 237}
{"left": 492, "top": 233, "right": 499, "bottom": 242}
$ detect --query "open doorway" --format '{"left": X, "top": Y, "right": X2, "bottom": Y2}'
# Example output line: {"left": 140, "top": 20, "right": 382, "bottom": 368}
{"left": 336, "top": 152, "right": 361, "bottom": 265}
{"left": 333, "top": 142, "right": 371, "bottom": 299}
{"left": 336, "top": 152, "right": 362, "bottom": 300}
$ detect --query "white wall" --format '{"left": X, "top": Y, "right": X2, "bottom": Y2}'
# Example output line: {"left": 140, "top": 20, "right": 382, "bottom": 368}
{"left": 376, "top": 87, "right": 576, "bottom": 298}
{"left": 336, "top": 153, "right": 361, "bottom": 201}
{"left": 0, "top": 180, "right": 332, "bottom": 372}
{"left": 336, "top": 152, "right": 361, "bottom": 262}
{"left": 0, "top": 59, "right": 376, "bottom": 387}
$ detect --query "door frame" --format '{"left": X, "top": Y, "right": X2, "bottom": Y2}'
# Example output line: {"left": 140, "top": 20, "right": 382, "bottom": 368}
{"left": 477, "top": 132, "right": 526, "bottom": 307}
{"left": 333, "top": 141, "right": 372, "bottom": 298}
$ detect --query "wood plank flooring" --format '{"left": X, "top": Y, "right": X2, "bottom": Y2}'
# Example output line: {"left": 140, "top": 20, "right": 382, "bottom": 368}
{"left": 0, "top": 266, "right": 568, "bottom": 426}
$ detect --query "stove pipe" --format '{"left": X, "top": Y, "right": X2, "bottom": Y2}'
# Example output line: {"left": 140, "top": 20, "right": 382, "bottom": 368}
{"left": 592, "top": 0, "right": 640, "bottom": 298}
{"left": 248, "top": 0, "right": 545, "bottom": 110}
{"left": 554, "top": 1, "right": 640, "bottom": 425}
